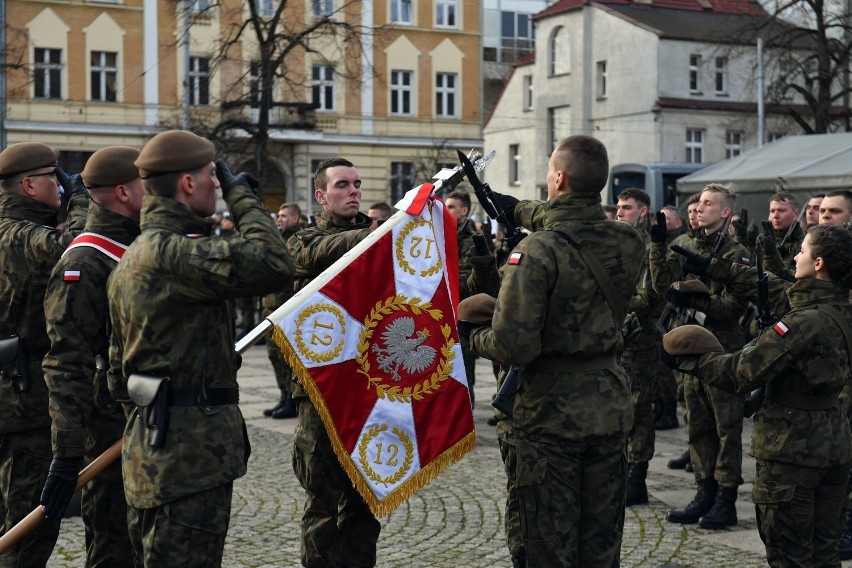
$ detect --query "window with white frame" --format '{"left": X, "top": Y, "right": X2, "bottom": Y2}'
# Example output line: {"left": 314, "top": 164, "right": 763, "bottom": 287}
{"left": 685, "top": 128, "right": 705, "bottom": 163}
{"left": 550, "top": 27, "right": 570, "bottom": 75}
{"left": 725, "top": 130, "right": 743, "bottom": 159}
{"left": 436, "top": 0, "right": 457, "bottom": 27}
{"left": 548, "top": 105, "right": 571, "bottom": 152}
{"left": 34, "top": 48, "right": 62, "bottom": 99}
{"left": 596, "top": 60, "right": 607, "bottom": 98}
{"left": 715, "top": 57, "right": 728, "bottom": 94}
{"left": 257, "top": 0, "right": 274, "bottom": 17}
{"left": 509, "top": 144, "right": 520, "bottom": 185}
{"left": 390, "top": 70, "right": 413, "bottom": 115}
{"left": 312, "top": 0, "right": 333, "bottom": 17}
{"left": 501, "top": 11, "right": 533, "bottom": 54}
{"left": 188, "top": 56, "right": 210, "bottom": 106}
{"left": 435, "top": 72, "right": 457, "bottom": 117}
{"left": 312, "top": 65, "right": 335, "bottom": 111}
{"left": 522, "top": 75, "right": 533, "bottom": 110}
{"left": 391, "top": 0, "right": 412, "bottom": 24}
{"left": 188, "top": 0, "right": 210, "bottom": 13}
{"left": 390, "top": 161, "right": 414, "bottom": 203}
{"left": 91, "top": 51, "right": 117, "bottom": 102}
{"left": 689, "top": 54, "right": 701, "bottom": 92}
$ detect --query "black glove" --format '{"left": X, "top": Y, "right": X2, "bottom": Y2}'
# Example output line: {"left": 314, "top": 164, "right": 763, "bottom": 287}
{"left": 215, "top": 159, "right": 259, "bottom": 199}
{"left": 671, "top": 245, "right": 710, "bottom": 277}
{"left": 54, "top": 167, "right": 74, "bottom": 196}
{"left": 656, "top": 339, "right": 678, "bottom": 370}
{"left": 70, "top": 174, "right": 88, "bottom": 196}
{"left": 655, "top": 340, "right": 699, "bottom": 373}
{"left": 665, "top": 286, "right": 710, "bottom": 310}
{"left": 40, "top": 457, "right": 81, "bottom": 520}
{"left": 760, "top": 220, "right": 775, "bottom": 238}
{"left": 650, "top": 211, "right": 667, "bottom": 243}
{"left": 732, "top": 208, "right": 749, "bottom": 243}
{"left": 489, "top": 191, "right": 519, "bottom": 217}
{"left": 457, "top": 320, "right": 485, "bottom": 342}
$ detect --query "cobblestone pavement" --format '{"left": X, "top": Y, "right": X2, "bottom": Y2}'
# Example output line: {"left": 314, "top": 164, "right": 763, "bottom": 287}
{"left": 45, "top": 346, "right": 851, "bottom": 567}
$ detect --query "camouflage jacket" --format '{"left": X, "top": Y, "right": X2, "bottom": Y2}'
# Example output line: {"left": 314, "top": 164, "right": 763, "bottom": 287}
{"left": 696, "top": 275, "right": 851, "bottom": 468}
{"left": 649, "top": 228, "right": 750, "bottom": 351}
{"left": 0, "top": 192, "right": 88, "bottom": 433}
{"left": 626, "top": 226, "right": 666, "bottom": 351}
{"left": 457, "top": 217, "right": 478, "bottom": 300}
{"left": 42, "top": 201, "right": 140, "bottom": 458}
{"left": 260, "top": 226, "right": 301, "bottom": 314}
{"left": 287, "top": 210, "right": 371, "bottom": 398}
{"left": 107, "top": 186, "right": 294, "bottom": 508}
{"left": 470, "top": 194, "right": 644, "bottom": 442}
{"left": 760, "top": 223, "right": 806, "bottom": 283}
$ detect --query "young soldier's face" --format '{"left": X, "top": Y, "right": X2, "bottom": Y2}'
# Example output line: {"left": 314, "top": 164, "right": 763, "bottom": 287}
{"left": 806, "top": 197, "right": 822, "bottom": 226}
{"left": 696, "top": 191, "right": 730, "bottom": 233}
{"left": 191, "top": 161, "right": 220, "bottom": 218}
{"left": 277, "top": 208, "right": 299, "bottom": 230}
{"left": 445, "top": 198, "right": 469, "bottom": 223}
{"left": 616, "top": 198, "right": 647, "bottom": 227}
{"left": 316, "top": 166, "right": 361, "bottom": 219}
{"left": 818, "top": 196, "right": 851, "bottom": 226}
{"left": 768, "top": 199, "right": 799, "bottom": 231}
{"left": 794, "top": 234, "right": 818, "bottom": 280}
{"left": 687, "top": 203, "right": 699, "bottom": 229}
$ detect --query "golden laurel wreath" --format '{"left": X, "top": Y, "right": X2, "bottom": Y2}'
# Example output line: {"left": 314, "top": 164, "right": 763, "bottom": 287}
{"left": 355, "top": 295, "right": 455, "bottom": 403}
{"left": 395, "top": 218, "right": 443, "bottom": 278}
{"left": 294, "top": 302, "right": 346, "bottom": 364}
{"left": 358, "top": 424, "right": 415, "bottom": 487}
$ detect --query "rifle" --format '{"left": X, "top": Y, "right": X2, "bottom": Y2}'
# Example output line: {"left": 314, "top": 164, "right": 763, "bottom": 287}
{"left": 456, "top": 150, "right": 525, "bottom": 251}
{"left": 778, "top": 205, "right": 807, "bottom": 251}
{"left": 742, "top": 246, "right": 778, "bottom": 417}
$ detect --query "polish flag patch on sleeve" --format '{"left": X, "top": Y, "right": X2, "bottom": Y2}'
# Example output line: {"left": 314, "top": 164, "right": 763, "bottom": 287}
{"left": 740, "top": 256, "right": 751, "bottom": 266}
{"left": 773, "top": 321, "right": 789, "bottom": 336}
{"left": 508, "top": 252, "right": 523, "bottom": 265}
{"left": 63, "top": 270, "right": 81, "bottom": 282}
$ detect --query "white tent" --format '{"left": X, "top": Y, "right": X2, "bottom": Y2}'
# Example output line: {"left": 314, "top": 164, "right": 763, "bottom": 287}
{"left": 676, "top": 132, "right": 852, "bottom": 216}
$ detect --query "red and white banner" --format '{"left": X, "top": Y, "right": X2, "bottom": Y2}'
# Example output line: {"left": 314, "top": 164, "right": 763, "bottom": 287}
{"left": 268, "top": 183, "right": 475, "bottom": 516}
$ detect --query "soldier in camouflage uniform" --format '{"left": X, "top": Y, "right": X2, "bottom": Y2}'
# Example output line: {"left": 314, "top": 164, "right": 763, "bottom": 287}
{"left": 615, "top": 188, "right": 667, "bottom": 506}
{"left": 261, "top": 202, "right": 302, "bottom": 420}
{"left": 0, "top": 142, "right": 88, "bottom": 567}
{"left": 106, "top": 130, "right": 294, "bottom": 566}
{"left": 287, "top": 158, "right": 376, "bottom": 567}
{"left": 446, "top": 190, "right": 480, "bottom": 406}
{"left": 754, "top": 191, "right": 805, "bottom": 284}
{"left": 818, "top": 190, "right": 851, "bottom": 226}
{"left": 468, "top": 135, "right": 644, "bottom": 566}
{"left": 41, "top": 147, "right": 144, "bottom": 567}
{"left": 650, "top": 183, "right": 749, "bottom": 529}
{"left": 664, "top": 223, "right": 852, "bottom": 567}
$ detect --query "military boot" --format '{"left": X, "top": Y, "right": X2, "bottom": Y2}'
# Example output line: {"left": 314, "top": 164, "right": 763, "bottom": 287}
{"left": 655, "top": 402, "right": 679, "bottom": 430}
{"left": 666, "top": 479, "right": 717, "bottom": 524}
{"left": 625, "top": 461, "right": 649, "bottom": 507}
{"left": 698, "top": 486, "right": 738, "bottom": 529}
{"left": 667, "top": 449, "right": 691, "bottom": 470}
{"left": 838, "top": 509, "right": 852, "bottom": 560}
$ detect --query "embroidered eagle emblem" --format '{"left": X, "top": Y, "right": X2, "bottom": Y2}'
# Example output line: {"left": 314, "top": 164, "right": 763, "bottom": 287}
{"left": 371, "top": 316, "right": 437, "bottom": 382}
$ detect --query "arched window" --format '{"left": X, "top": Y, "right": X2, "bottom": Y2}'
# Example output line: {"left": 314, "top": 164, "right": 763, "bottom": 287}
{"left": 550, "top": 26, "right": 570, "bottom": 75}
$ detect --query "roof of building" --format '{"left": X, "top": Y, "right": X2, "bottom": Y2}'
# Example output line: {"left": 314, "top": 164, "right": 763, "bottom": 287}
{"left": 535, "top": 0, "right": 768, "bottom": 19}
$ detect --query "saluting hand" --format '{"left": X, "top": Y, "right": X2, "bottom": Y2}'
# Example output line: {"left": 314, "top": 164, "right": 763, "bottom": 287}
{"left": 650, "top": 211, "right": 667, "bottom": 243}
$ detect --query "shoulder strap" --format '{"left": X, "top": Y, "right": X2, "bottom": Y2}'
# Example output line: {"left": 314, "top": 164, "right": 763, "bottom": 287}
{"left": 817, "top": 304, "right": 852, "bottom": 368}
{"left": 545, "top": 225, "right": 627, "bottom": 324}
{"left": 63, "top": 232, "right": 128, "bottom": 262}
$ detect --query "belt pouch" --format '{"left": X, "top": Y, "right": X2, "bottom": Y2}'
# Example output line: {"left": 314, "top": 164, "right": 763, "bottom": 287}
{"left": 128, "top": 373, "right": 169, "bottom": 447}
{"left": 0, "top": 336, "right": 30, "bottom": 392}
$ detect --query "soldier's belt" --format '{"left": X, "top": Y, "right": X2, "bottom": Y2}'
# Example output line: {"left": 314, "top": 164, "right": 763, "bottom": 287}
{"left": 168, "top": 386, "right": 239, "bottom": 406}
{"left": 526, "top": 354, "right": 616, "bottom": 373}
{"left": 765, "top": 384, "right": 839, "bottom": 411}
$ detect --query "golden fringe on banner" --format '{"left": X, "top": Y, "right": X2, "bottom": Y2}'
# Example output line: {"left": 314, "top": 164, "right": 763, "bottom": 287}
{"left": 270, "top": 324, "right": 476, "bottom": 517}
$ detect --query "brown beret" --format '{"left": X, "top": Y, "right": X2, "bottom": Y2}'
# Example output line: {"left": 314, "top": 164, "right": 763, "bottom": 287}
{"left": 663, "top": 325, "right": 724, "bottom": 355}
{"left": 135, "top": 130, "right": 215, "bottom": 178}
{"left": 671, "top": 279, "right": 710, "bottom": 295}
{"left": 458, "top": 293, "right": 497, "bottom": 325}
{"left": 82, "top": 146, "right": 140, "bottom": 188}
{"left": 0, "top": 142, "right": 58, "bottom": 180}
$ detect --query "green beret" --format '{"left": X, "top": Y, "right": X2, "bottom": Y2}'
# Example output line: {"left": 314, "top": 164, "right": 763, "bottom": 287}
{"left": 135, "top": 130, "right": 215, "bottom": 178}
{"left": 82, "top": 146, "right": 141, "bottom": 188}
{"left": 672, "top": 279, "right": 710, "bottom": 295}
{"left": 0, "top": 142, "right": 58, "bottom": 180}
{"left": 458, "top": 293, "right": 497, "bottom": 325}
{"left": 663, "top": 325, "right": 724, "bottom": 355}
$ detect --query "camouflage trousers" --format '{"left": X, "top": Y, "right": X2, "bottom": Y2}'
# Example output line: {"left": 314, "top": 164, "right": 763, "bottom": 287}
{"left": 515, "top": 432, "right": 626, "bottom": 567}
{"left": 496, "top": 421, "right": 523, "bottom": 566}
{"left": 292, "top": 400, "right": 381, "bottom": 568}
{"left": 658, "top": 363, "right": 677, "bottom": 405}
{"left": 265, "top": 339, "right": 294, "bottom": 400}
{"left": 0, "top": 427, "right": 61, "bottom": 568}
{"left": 127, "top": 482, "right": 233, "bottom": 568}
{"left": 754, "top": 459, "right": 849, "bottom": 567}
{"left": 622, "top": 348, "right": 660, "bottom": 464}
{"left": 683, "top": 375, "right": 744, "bottom": 487}
{"left": 83, "top": 411, "right": 138, "bottom": 567}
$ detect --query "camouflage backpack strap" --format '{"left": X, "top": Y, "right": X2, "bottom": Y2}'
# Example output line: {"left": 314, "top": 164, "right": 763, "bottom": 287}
{"left": 544, "top": 223, "right": 626, "bottom": 326}
{"left": 817, "top": 304, "right": 852, "bottom": 368}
